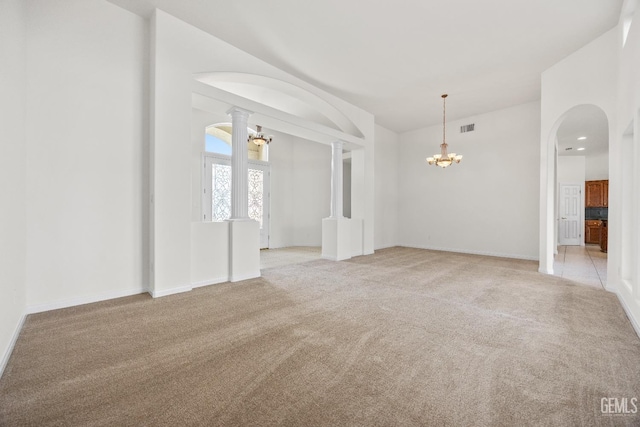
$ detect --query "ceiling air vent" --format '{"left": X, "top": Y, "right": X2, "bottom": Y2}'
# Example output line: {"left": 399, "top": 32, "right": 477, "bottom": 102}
{"left": 460, "top": 123, "right": 475, "bottom": 133}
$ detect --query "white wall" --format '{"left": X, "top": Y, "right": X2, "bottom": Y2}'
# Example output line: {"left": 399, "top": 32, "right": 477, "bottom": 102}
{"left": 267, "top": 130, "right": 295, "bottom": 248}
{"left": 0, "top": 0, "right": 27, "bottom": 374}
{"left": 269, "top": 131, "right": 331, "bottom": 248}
{"left": 557, "top": 156, "right": 586, "bottom": 184}
{"left": 374, "top": 124, "right": 399, "bottom": 249}
{"left": 25, "top": 0, "right": 149, "bottom": 310}
{"left": 614, "top": 1, "right": 640, "bottom": 334}
{"left": 292, "top": 140, "right": 331, "bottom": 246}
{"left": 398, "top": 101, "right": 540, "bottom": 260}
{"left": 585, "top": 151, "right": 610, "bottom": 180}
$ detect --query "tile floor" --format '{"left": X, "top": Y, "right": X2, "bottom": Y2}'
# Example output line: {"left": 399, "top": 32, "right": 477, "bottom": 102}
{"left": 554, "top": 244, "right": 607, "bottom": 290}
{"left": 260, "top": 246, "right": 322, "bottom": 270}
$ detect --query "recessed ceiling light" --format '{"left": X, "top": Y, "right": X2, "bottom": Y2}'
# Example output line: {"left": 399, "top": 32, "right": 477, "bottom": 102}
{"left": 577, "top": 136, "right": 587, "bottom": 140}
{"left": 577, "top": 147, "right": 585, "bottom": 151}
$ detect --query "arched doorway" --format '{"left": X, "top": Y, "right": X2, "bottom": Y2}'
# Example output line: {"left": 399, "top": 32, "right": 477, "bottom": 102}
{"left": 543, "top": 104, "right": 609, "bottom": 288}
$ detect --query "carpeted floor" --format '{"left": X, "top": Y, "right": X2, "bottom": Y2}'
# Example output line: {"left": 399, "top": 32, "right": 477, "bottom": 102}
{"left": 1, "top": 247, "right": 639, "bottom": 426}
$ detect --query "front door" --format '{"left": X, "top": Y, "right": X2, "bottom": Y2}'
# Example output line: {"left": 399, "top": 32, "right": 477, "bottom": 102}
{"left": 203, "top": 155, "right": 270, "bottom": 249}
{"left": 559, "top": 183, "right": 581, "bottom": 245}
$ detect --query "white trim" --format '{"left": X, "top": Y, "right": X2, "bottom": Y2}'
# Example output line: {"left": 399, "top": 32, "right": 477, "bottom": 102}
{"left": 605, "top": 283, "right": 617, "bottom": 293}
{"left": 373, "top": 244, "right": 398, "bottom": 251}
{"left": 192, "top": 277, "right": 228, "bottom": 288}
{"left": 150, "top": 285, "right": 192, "bottom": 298}
{"left": 399, "top": 243, "right": 539, "bottom": 261}
{"left": 0, "top": 313, "right": 27, "bottom": 378}
{"left": 203, "top": 152, "right": 270, "bottom": 168}
{"left": 26, "top": 287, "right": 148, "bottom": 314}
{"left": 229, "top": 272, "right": 260, "bottom": 283}
{"left": 615, "top": 291, "right": 640, "bottom": 340}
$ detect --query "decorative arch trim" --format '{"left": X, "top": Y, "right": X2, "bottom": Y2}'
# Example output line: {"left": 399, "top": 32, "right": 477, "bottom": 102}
{"left": 194, "top": 72, "right": 364, "bottom": 139}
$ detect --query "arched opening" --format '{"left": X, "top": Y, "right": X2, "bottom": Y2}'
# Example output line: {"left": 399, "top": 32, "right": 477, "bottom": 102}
{"left": 543, "top": 104, "right": 609, "bottom": 288}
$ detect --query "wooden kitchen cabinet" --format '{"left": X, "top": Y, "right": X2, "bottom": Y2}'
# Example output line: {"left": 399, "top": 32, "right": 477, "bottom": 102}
{"left": 585, "top": 220, "right": 602, "bottom": 244}
{"left": 600, "top": 221, "right": 608, "bottom": 253}
{"left": 585, "top": 180, "right": 609, "bottom": 207}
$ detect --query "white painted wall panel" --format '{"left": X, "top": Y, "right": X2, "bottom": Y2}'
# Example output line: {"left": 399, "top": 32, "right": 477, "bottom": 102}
{"left": 374, "top": 124, "right": 399, "bottom": 249}
{"left": 585, "top": 151, "right": 610, "bottom": 181}
{"left": 398, "top": 101, "right": 540, "bottom": 260}
{"left": 0, "top": 0, "right": 27, "bottom": 374}
{"left": 292, "top": 139, "right": 331, "bottom": 246}
{"left": 25, "top": 0, "right": 148, "bottom": 308}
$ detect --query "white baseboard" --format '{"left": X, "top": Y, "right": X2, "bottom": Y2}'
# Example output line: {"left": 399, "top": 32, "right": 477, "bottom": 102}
{"left": 229, "top": 272, "right": 260, "bottom": 282}
{"left": 399, "top": 243, "right": 539, "bottom": 261}
{"left": 0, "top": 313, "right": 27, "bottom": 378}
{"left": 192, "top": 277, "right": 228, "bottom": 288}
{"left": 150, "top": 284, "right": 192, "bottom": 298}
{"left": 26, "top": 287, "right": 148, "bottom": 314}
{"left": 373, "top": 244, "right": 397, "bottom": 251}
{"left": 615, "top": 291, "right": 640, "bottom": 340}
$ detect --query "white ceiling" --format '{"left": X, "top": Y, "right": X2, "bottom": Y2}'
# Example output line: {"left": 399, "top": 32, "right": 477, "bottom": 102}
{"left": 109, "top": 0, "right": 623, "bottom": 133}
{"left": 556, "top": 105, "right": 609, "bottom": 156}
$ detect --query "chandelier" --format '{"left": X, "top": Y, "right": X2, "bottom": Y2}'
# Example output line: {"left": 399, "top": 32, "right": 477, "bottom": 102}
{"left": 426, "top": 94, "right": 462, "bottom": 168}
{"left": 248, "top": 125, "right": 272, "bottom": 146}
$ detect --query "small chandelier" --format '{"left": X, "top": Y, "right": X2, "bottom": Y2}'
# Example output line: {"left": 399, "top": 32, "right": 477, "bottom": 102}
{"left": 248, "top": 125, "right": 272, "bottom": 146}
{"left": 426, "top": 94, "right": 462, "bottom": 168}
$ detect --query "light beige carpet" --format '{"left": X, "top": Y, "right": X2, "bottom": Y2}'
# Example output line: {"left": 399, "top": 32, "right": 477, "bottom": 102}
{"left": 2, "top": 247, "right": 640, "bottom": 426}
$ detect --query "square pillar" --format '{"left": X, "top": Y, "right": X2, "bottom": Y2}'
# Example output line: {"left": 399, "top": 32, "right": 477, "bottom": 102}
{"left": 228, "top": 219, "right": 260, "bottom": 282}
{"left": 322, "top": 217, "right": 351, "bottom": 261}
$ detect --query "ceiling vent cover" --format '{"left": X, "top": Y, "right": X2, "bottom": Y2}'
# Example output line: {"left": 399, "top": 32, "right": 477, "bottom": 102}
{"left": 460, "top": 124, "right": 475, "bottom": 133}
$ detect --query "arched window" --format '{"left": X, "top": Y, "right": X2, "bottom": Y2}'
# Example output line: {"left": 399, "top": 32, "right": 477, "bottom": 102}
{"left": 205, "top": 123, "right": 269, "bottom": 161}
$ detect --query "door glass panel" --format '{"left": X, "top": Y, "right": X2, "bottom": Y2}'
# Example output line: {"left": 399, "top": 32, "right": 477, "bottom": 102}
{"left": 211, "top": 163, "right": 263, "bottom": 228}
{"left": 248, "top": 169, "right": 264, "bottom": 228}
{"left": 212, "top": 164, "right": 231, "bottom": 221}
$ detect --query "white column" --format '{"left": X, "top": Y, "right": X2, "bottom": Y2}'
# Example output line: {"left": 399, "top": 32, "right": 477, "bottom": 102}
{"left": 226, "top": 107, "right": 259, "bottom": 282}
{"left": 330, "top": 140, "right": 344, "bottom": 219}
{"left": 228, "top": 107, "right": 251, "bottom": 220}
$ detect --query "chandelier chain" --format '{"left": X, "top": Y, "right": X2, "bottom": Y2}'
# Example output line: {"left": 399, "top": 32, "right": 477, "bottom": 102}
{"left": 442, "top": 94, "right": 446, "bottom": 144}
